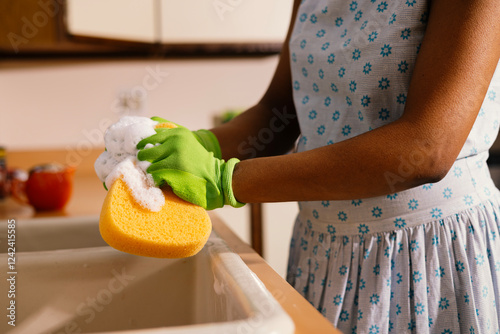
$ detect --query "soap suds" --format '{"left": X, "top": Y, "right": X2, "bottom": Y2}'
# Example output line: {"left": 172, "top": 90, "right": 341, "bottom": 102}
{"left": 105, "top": 157, "right": 164, "bottom": 212}
{"left": 94, "top": 116, "right": 165, "bottom": 212}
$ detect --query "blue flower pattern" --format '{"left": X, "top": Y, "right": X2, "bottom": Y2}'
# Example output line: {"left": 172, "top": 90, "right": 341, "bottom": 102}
{"left": 286, "top": 0, "right": 500, "bottom": 333}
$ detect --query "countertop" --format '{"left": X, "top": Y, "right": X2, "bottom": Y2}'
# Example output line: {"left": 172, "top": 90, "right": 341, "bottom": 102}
{"left": 2, "top": 149, "right": 340, "bottom": 334}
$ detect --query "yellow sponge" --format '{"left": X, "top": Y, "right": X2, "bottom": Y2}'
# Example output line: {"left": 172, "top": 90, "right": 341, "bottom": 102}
{"left": 99, "top": 178, "right": 212, "bottom": 258}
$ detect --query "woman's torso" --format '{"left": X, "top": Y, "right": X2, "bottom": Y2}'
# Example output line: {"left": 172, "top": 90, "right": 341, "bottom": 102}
{"left": 289, "top": 0, "right": 500, "bottom": 233}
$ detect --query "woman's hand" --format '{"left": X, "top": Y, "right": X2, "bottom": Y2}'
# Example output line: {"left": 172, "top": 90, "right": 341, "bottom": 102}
{"left": 137, "top": 126, "right": 243, "bottom": 210}
{"left": 144, "top": 116, "right": 222, "bottom": 159}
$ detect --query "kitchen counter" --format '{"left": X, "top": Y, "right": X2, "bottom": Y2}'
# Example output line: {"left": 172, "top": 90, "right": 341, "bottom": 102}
{"left": 2, "top": 149, "right": 340, "bottom": 334}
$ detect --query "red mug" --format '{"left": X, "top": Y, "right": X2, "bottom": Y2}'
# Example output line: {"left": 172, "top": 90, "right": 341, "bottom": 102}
{"left": 11, "top": 164, "right": 75, "bottom": 211}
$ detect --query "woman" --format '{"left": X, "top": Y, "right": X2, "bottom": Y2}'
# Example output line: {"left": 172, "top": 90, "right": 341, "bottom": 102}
{"left": 137, "top": 0, "right": 500, "bottom": 332}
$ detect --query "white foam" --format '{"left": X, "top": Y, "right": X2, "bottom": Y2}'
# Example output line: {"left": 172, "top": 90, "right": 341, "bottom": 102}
{"left": 94, "top": 116, "right": 164, "bottom": 212}
{"left": 105, "top": 157, "right": 164, "bottom": 212}
{"left": 103, "top": 116, "right": 158, "bottom": 158}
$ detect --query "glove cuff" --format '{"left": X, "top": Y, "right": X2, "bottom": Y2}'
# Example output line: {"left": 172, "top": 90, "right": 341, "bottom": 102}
{"left": 193, "top": 129, "right": 222, "bottom": 159}
{"left": 222, "top": 158, "right": 245, "bottom": 208}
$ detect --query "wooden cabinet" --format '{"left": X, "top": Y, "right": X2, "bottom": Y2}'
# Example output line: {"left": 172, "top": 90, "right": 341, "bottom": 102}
{"left": 1, "top": 0, "right": 63, "bottom": 54}
{"left": 1, "top": 0, "right": 292, "bottom": 56}
{"left": 0, "top": 0, "right": 145, "bottom": 55}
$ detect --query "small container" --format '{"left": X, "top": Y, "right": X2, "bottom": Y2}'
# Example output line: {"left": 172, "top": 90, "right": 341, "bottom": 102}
{"left": 10, "top": 163, "right": 75, "bottom": 211}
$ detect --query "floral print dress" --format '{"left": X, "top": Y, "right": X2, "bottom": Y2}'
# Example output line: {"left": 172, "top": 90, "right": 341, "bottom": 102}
{"left": 286, "top": 0, "right": 500, "bottom": 333}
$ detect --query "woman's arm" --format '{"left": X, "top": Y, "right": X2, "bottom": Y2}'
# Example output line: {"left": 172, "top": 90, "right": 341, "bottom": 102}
{"left": 210, "top": 0, "right": 302, "bottom": 161}
{"left": 232, "top": 0, "right": 500, "bottom": 204}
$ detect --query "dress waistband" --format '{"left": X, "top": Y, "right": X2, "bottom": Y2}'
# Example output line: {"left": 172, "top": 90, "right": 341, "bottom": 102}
{"left": 298, "top": 152, "right": 500, "bottom": 236}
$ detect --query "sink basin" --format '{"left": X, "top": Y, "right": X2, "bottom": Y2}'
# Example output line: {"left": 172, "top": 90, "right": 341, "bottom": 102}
{"left": 0, "top": 216, "right": 108, "bottom": 253}
{"left": 0, "top": 217, "right": 294, "bottom": 334}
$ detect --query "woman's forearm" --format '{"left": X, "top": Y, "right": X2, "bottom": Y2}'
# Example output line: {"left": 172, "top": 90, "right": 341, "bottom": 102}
{"left": 231, "top": 119, "right": 445, "bottom": 204}
{"left": 210, "top": 0, "right": 302, "bottom": 161}
{"left": 210, "top": 102, "right": 300, "bottom": 161}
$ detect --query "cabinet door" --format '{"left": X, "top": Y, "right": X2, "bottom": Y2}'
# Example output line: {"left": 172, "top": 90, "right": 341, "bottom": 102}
{"left": 66, "top": 0, "right": 157, "bottom": 43}
{"left": 159, "top": 0, "right": 292, "bottom": 44}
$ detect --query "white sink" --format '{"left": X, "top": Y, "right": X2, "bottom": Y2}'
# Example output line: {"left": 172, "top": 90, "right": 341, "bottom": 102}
{"left": 0, "top": 217, "right": 294, "bottom": 334}
{"left": 0, "top": 216, "right": 108, "bottom": 253}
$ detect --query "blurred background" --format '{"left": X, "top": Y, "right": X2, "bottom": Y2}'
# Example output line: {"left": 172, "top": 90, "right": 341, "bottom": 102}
{"left": 0, "top": 0, "right": 297, "bottom": 277}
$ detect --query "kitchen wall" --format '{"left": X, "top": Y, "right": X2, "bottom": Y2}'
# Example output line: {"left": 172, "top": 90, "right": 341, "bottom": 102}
{"left": 0, "top": 56, "right": 298, "bottom": 277}
{"left": 1, "top": 57, "right": 279, "bottom": 149}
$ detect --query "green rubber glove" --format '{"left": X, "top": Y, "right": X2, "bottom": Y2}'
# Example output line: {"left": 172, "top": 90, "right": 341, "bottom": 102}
{"left": 150, "top": 116, "right": 222, "bottom": 159}
{"left": 136, "top": 126, "right": 244, "bottom": 210}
